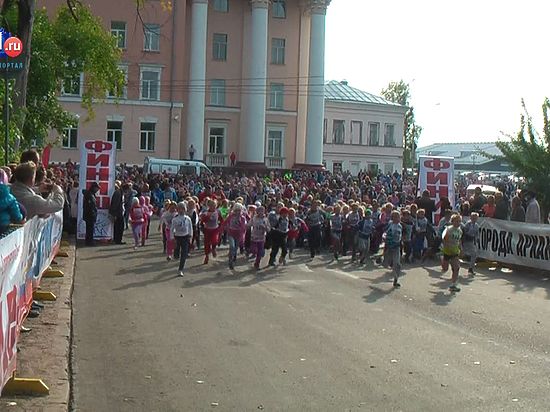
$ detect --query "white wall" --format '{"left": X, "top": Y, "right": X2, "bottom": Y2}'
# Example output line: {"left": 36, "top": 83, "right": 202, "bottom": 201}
{"left": 323, "top": 101, "right": 407, "bottom": 175}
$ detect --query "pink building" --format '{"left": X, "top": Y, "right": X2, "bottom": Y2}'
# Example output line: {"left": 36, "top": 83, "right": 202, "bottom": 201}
{"left": 44, "top": 0, "right": 331, "bottom": 169}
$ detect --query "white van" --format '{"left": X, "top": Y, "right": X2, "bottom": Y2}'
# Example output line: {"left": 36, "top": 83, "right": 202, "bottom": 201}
{"left": 143, "top": 157, "right": 212, "bottom": 177}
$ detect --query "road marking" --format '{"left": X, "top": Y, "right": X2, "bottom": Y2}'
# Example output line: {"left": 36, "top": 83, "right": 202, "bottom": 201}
{"left": 297, "top": 264, "right": 314, "bottom": 273}
{"left": 326, "top": 268, "right": 360, "bottom": 280}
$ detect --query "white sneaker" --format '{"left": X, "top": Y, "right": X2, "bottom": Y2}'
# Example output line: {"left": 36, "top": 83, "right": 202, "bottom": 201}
{"left": 179, "top": 271, "right": 184, "bottom": 277}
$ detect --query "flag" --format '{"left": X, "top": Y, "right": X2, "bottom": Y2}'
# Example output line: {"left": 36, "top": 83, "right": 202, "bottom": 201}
{"left": 42, "top": 145, "right": 51, "bottom": 168}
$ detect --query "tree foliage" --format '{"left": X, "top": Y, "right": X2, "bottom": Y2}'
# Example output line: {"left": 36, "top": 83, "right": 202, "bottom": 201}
{"left": 0, "top": 2, "right": 125, "bottom": 159}
{"left": 492, "top": 99, "right": 550, "bottom": 213}
{"left": 381, "top": 80, "right": 422, "bottom": 169}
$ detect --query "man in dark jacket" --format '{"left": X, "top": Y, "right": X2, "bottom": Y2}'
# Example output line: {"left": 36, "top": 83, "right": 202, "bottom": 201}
{"left": 110, "top": 183, "right": 126, "bottom": 244}
{"left": 83, "top": 182, "right": 99, "bottom": 246}
{"left": 416, "top": 190, "right": 436, "bottom": 224}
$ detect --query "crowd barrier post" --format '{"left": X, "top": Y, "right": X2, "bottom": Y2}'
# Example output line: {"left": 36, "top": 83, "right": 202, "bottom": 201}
{"left": 2, "top": 374, "right": 49, "bottom": 396}
{"left": 42, "top": 267, "right": 64, "bottom": 278}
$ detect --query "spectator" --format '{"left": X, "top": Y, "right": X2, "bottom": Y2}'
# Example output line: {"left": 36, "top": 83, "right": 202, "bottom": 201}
{"left": 416, "top": 190, "right": 436, "bottom": 224}
{"left": 10, "top": 161, "right": 65, "bottom": 219}
{"left": 0, "top": 172, "right": 24, "bottom": 234}
{"left": 525, "top": 191, "right": 541, "bottom": 224}
{"left": 510, "top": 196, "right": 526, "bottom": 222}
{"left": 83, "top": 182, "right": 100, "bottom": 246}
{"left": 20, "top": 149, "right": 46, "bottom": 186}
{"left": 493, "top": 191, "right": 509, "bottom": 220}
{"left": 189, "top": 144, "right": 195, "bottom": 160}
{"left": 482, "top": 195, "right": 496, "bottom": 218}
{"left": 470, "top": 187, "right": 487, "bottom": 213}
{"left": 110, "top": 182, "right": 126, "bottom": 244}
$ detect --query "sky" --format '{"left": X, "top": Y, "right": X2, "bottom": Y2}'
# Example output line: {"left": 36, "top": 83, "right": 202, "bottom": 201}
{"left": 325, "top": 0, "right": 550, "bottom": 148}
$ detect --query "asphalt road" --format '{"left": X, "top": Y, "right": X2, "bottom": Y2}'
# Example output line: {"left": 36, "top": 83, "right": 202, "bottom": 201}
{"left": 72, "top": 228, "right": 550, "bottom": 411}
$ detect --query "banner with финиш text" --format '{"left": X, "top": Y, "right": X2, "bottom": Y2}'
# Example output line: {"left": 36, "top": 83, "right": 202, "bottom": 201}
{"left": 77, "top": 140, "right": 116, "bottom": 240}
{"left": 0, "top": 211, "right": 63, "bottom": 391}
{"left": 476, "top": 218, "right": 550, "bottom": 271}
{"left": 417, "top": 156, "right": 455, "bottom": 224}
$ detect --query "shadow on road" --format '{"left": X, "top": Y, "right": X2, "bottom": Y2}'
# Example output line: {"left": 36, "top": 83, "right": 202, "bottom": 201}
{"left": 363, "top": 285, "right": 395, "bottom": 303}
{"left": 112, "top": 269, "right": 180, "bottom": 291}
{"left": 429, "top": 290, "right": 457, "bottom": 306}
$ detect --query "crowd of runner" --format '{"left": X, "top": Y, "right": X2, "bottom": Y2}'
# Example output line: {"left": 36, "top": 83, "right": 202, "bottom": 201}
{"left": 1, "top": 151, "right": 548, "bottom": 294}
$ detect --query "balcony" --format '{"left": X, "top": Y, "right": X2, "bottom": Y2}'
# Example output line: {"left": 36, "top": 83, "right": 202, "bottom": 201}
{"left": 265, "top": 157, "right": 285, "bottom": 169}
{"left": 206, "top": 154, "right": 228, "bottom": 167}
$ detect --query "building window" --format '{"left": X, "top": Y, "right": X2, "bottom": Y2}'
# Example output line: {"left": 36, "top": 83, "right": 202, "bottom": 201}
{"left": 208, "top": 127, "right": 225, "bottom": 154}
{"left": 140, "top": 122, "right": 156, "bottom": 151}
{"left": 333, "top": 162, "right": 342, "bottom": 174}
{"left": 213, "top": 0, "right": 228, "bottom": 12}
{"left": 368, "top": 163, "right": 378, "bottom": 174}
{"left": 213, "top": 33, "right": 228, "bottom": 61}
{"left": 61, "top": 73, "right": 82, "bottom": 97}
{"left": 272, "top": 0, "right": 286, "bottom": 18}
{"left": 333, "top": 120, "right": 345, "bottom": 144}
{"left": 107, "top": 65, "right": 128, "bottom": 99}
{"left": 106, "top": 121, "right": 123, "bottom": 150}
{"left": 271, "top": 38, "right": 285, "bottom": 65}
{"left": 351, "top": 121, "right": 363, "bottom": 144}
{"left": 323, "top": 118, "right": 328, "bottom": 143}
{"left": 269, "top": 83, "right": 284, "bottom": 110}
{"left": 384, "top": 163, "right": 394, "bottom": 174}
{"left": 384, "top": 123, "right": 396, "bottom": 147}
{"left": 267, "top": 130, "right": 283, "bottom": 157}
{"left": 140, "top": 68, "right": 161, "bottom": 100}
{"left": 62, "top": 123, "right": 78, "bottom": 149}
{"left": 111, "top": 21, "right": 126, "bottom": 49}
{"left": 144, "top": 24, "right": 160, "bottom": 51}
{"left": 210, "top": 79, "right": 226, "bottom": 106}
{"left": 368, "top": 122, "right": 380, "bottom": 146}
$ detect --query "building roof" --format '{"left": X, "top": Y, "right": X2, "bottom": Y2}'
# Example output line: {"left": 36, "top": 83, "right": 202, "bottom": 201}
{"left": 325, "top": 80, "right": 404, "bottom": 107}
{"left": 416, "top": 142, "right": 503, "bottom": 165}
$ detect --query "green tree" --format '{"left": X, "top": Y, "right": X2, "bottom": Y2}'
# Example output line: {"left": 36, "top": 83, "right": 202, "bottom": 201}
{"left": 381, "top": 80, "right": 422, "bottom": 169}
{"left": 491, "top": 99, "right": 550, "bottom": 215}
{"left": 0, "top": 2, "right": 125, "bottom": 161}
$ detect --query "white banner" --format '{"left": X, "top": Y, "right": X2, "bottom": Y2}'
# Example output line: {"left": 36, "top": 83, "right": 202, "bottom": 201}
{"left": 418, "top": 156, "right": 455, "bottom": 224}
{"left": 0, "top": 211, "right": 63, "bottom": 391}
{"left": 477, "top": 218, "right": 550, "bottom": 271}
{"left": 77, "top": 140, "right": 116, "bottom": 240}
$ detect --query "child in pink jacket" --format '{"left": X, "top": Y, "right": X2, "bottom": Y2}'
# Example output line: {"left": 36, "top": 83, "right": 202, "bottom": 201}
{"left": 223, "top": 203, "right": 247, "bottom": 270}
{"left": 129, "top": 198, "right": 145, "bottom": 249}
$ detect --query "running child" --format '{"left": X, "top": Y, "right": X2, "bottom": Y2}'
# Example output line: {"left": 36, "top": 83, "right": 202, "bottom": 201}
{"left": 160, "top": 202, "right": 177, "bottom": 260}
{"left": 224, "top": 203, "right": 247, "bottom": 269}
{"left": 200, "top": 199, "right": 223, "bottom": 264}
{"left": 172, "top": 202, "right": 193, "bottom": 276}
{"left": 248, "top": 206, "right": 270, "bottom": 269}
{"left": 330, "top": 205, "right": 344, "bottom": 261}
{"left": 357, "top": 208, "right": 374, "bottom": 265}
{"left": 441, "top": 214, "right": 463, "bottom": 292}
{"left": 129, "top": 197, "right": 145, "bottom": 250}
{"left": 269, "top": 207, "right": 290, "bottom": 266}
{"left": 462, "top": 212, "right": 479, "bottom": 276}
{"left": 384, "top": 210, "right": 403, "bottom": 288}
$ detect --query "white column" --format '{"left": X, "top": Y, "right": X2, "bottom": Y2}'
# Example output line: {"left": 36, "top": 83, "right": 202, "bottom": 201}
{"left": 242, "top": 0, "right": 269, "bottom": 165}
{"left": 185, "top": 0, "right": 208, "bottom": 161}
{"left": 305, "top": 0, "right": 330, "bottom": 166}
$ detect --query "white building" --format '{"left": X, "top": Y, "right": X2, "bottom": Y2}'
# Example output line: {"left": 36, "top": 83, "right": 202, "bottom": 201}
{"left": 323, "top": 80, "right": 407, "bottom": 175}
